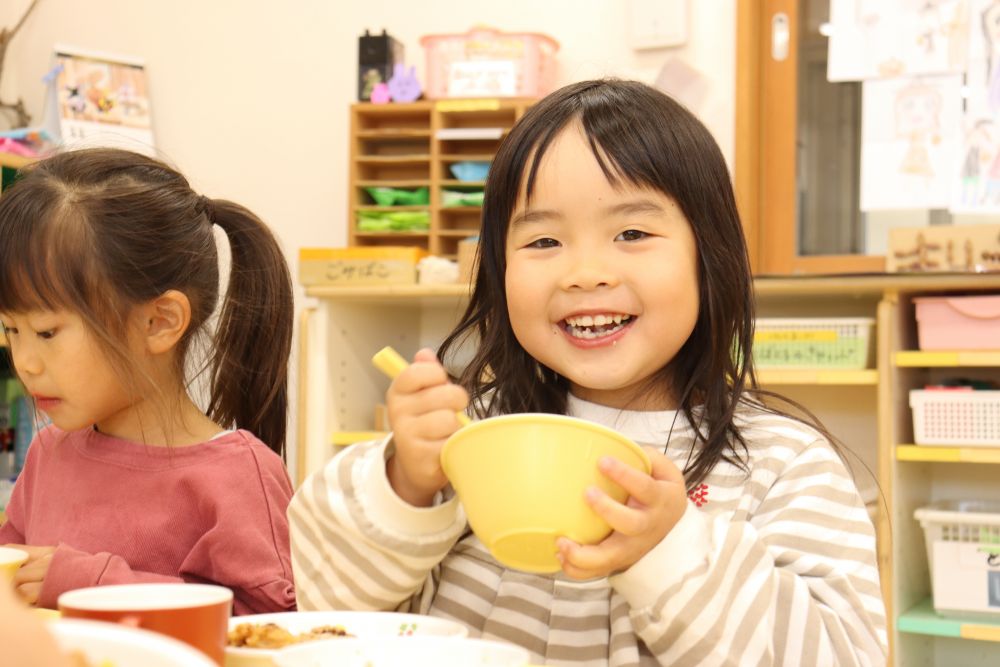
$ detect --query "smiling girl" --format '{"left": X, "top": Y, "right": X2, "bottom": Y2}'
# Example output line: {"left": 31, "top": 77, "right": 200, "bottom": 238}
{"left": 289, "top": 79, "right": 887, "bottom": 666}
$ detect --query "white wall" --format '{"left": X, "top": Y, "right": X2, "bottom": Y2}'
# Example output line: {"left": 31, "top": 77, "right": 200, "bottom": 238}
{"left": 0, "top": 0, "right": 735, "bottom": 469}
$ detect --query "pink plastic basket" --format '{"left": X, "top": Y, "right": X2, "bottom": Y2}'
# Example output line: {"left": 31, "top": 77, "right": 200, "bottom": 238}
{"left": 420, "top": 27, "right": 559, "bottom": 99}
{"left": 914, "top": 295, "right": 1000, "bottom": 351}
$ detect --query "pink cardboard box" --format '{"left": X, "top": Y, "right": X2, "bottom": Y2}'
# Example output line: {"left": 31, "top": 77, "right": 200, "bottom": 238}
{"left": 914, "top": 295, "right": 1000, "bottom": 350}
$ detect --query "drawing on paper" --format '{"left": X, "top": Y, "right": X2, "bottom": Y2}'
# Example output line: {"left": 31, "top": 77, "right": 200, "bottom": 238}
{"left": 828, "top": 0, "right": 968, "bottom": 81}
{"left": 861, "top": 74, "right": 963, "bottom": 210}
{"left": 896, "top": 80, "right": 943, "bottom": 178}
{"left": 947, "top": 0, "right": 1000, "bottom": 212}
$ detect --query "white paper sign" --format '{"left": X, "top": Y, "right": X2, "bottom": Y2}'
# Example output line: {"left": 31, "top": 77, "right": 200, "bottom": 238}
{"left": 447, "top": 61, "right": 517, "bottom": 98}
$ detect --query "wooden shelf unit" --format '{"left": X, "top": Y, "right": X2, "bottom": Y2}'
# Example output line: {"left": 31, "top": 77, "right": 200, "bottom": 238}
{"left": 347, "top": 99, "right": 535, "bottom": 259}
{"left": 296, "top": 273, "right": 1000, "bottom": 666}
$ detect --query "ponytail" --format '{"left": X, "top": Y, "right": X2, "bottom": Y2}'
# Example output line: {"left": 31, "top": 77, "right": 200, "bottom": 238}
{"left": 205, "top": 199, "right": 293, "bottom": 458}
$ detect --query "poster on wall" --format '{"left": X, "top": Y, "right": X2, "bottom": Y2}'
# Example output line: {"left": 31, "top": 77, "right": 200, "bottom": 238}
{"left": 53, "top": 45, "right": 155, "bottom": 155}
{"left": 950, "top": 0, "right": 1000, "bottom": 212}
{"left": 827, "top": 0, "right": 968, "bottom": 82}
{"left": 860, "top": 74, "right": 963, "bottom": 210}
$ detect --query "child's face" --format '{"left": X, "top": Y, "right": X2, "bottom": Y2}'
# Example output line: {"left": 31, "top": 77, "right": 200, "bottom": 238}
{"left": 504, "top": 125, "right": 699, "bottom": 410}
{"left": 0, "top": 309, "right": 137, "bottom": 433}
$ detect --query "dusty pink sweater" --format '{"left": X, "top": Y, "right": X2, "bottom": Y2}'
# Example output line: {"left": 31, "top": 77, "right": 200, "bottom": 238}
{"left": 0, "top": 426, "right": 295, "bottom": 615}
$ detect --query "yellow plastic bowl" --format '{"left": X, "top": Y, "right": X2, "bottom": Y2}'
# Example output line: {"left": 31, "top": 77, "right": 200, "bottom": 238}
{"left": 441, "top": 413, "right": 651, "bottom": 573}
{"left": 0, "top": 546, "right": 28, "bottom": 582}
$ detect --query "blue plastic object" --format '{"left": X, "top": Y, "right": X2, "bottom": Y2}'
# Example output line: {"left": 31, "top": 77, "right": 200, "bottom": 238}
{"left": 449, "top": 161, "right": 490, "bottom": 181}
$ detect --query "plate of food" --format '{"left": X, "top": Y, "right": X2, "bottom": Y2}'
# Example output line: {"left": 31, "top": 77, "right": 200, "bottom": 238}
{"left": 226, "top": 610, "right": 468, "bottom": 667}
{"left": 273, "top": 636, "right": 529, "bottom": 667}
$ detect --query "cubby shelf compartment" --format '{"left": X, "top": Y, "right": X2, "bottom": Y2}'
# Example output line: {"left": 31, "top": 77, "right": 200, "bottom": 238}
{"left": 898, "top": 598, "right": 1000, "bottom": 643}
{"left": 355, "top": 155, "right": 431, "bottom": 163}
{"left": 356, "top": 179, "right": 430, "bottom": 188}
{"left": 356, "top": 129, "right": 431, "bottom": 139}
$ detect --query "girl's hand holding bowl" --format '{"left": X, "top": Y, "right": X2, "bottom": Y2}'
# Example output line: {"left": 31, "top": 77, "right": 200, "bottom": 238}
{"left": 554, "top": 448, "right": 689, "bottom": 580}
{"left": 373, "top": 346, "right": 671, "bottom": 576}
{"left": 4, "top": 544, "right": 54, "bottom": 605}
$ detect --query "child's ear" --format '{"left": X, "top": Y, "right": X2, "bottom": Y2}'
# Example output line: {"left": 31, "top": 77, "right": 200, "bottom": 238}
{"left": 140, "top": 290, "right": 192, "bottom": 354}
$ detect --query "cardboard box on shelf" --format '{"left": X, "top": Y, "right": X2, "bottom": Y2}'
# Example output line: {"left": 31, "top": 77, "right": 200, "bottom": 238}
{"left": 457, "top": 238, "right": 479, "bottom": 284}
{"left": 299, "top": 247, "right": 427, "bottom": 286}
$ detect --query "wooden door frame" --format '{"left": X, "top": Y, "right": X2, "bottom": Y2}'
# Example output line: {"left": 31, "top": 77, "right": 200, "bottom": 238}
{"left": 735, "top": 0, "right": 886, "bottom": 275}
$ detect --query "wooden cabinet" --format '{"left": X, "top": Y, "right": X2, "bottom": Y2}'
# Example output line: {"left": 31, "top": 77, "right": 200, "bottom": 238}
{"left": 347, "top": 99, "right": 534, "bottom": 258}
{"left": 295, "top": 275, "right": 1000, "bottom": 665}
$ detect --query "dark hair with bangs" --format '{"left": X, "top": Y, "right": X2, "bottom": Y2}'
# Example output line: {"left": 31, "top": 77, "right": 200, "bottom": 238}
{"left": 438, "top": 79, "right": 799, "bottom": 488}
{"left": 0, "top": 147, "right": 293, "bottom": 457}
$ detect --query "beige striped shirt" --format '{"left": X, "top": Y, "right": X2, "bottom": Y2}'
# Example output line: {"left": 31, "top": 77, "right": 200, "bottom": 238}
{"left": 290, "top": 395, "right": 887, "bottom": 666}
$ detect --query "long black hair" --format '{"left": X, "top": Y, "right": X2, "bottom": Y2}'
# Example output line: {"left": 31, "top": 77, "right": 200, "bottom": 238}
{"left": 438, "top": 79, "right": 758, "bottom": 488}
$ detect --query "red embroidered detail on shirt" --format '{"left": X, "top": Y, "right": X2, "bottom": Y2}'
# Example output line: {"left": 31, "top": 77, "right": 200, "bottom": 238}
{"left": 688, "top": 483, "right": 709, "bottom": 507}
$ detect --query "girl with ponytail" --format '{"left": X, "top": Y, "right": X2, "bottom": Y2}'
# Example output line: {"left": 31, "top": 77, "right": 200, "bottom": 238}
{"left": 0, "top": 147, "right": 296, "bottom": 614}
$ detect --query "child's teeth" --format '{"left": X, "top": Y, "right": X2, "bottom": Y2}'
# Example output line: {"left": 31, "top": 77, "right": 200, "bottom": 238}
{"left": 566, "top": 313, "right": 632, "bottom": 327}
{"left": 565, "top": 314, "right": 633, "bottom": 339}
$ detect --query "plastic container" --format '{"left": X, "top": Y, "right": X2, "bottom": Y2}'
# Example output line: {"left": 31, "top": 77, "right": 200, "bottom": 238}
{"left": 914, "top": 500, "right": 1000, "bottom": 618}
{"left": 914, "top": 295, "right": 1000, "bottom": 351}
{"left": 441, "top": 189, "right": 484, "bottom": 207}
{"left": 753, "top": 317, "right": 875, "bottom": 369}
{"left": 420, "top": 27, "right": 559, "bottom": 99}
{"left": 909, "top": 389, "right": 1000, "bottom": 446}
{"left": 449, "top": 160, "right": 490, "bottom": 181}
{"left": 355, "top": 210, "right": 430, "bottom": 232}
{"left": 364, "top": 186, "right": 429, "bottom": 207}
{"left": 457, "top": 237, "right": 479, "bottom": 283}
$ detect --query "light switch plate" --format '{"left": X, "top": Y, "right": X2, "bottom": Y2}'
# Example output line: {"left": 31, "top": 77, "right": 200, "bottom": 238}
{"left": 627, "top": 0, "right": 688, "bottom": 50}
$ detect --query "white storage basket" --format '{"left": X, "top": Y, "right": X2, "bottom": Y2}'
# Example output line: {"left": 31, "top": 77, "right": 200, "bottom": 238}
{"left": 753, "top": 317, "right": 874, "bottom": 369}
{"left": 909, "top": 390, "right": 1000, "bottom": 446}
{"left": 914, "top": 501, "right": 1000, "bottom": 618}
